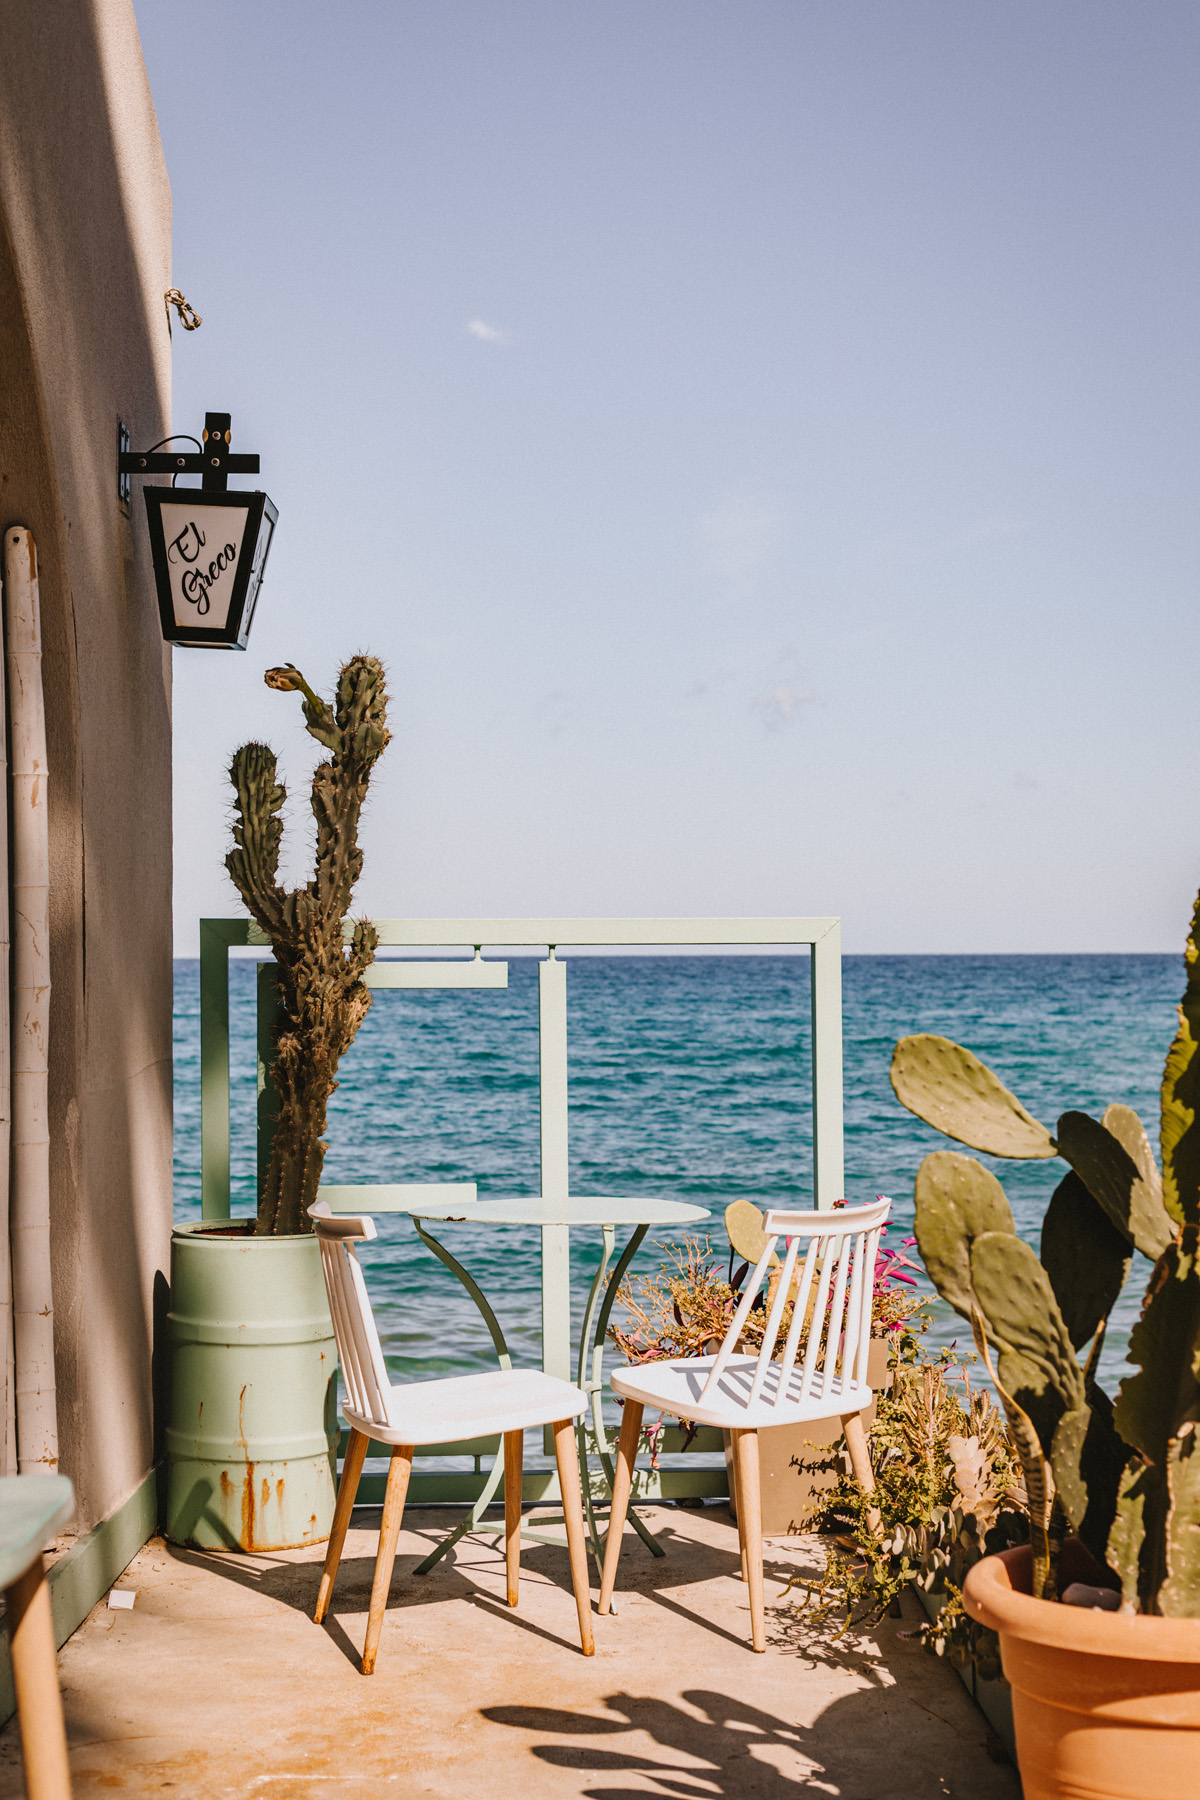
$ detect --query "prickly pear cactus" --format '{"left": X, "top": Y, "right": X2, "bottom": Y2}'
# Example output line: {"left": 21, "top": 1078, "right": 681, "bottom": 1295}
{"left": 1108, "top": 892, "right": 1200, "bottom": 1614}
{"left": 897, "top": 888, "right": 1200, "bottom": 1613}
{"left": 226, "top": 657, "right": 391, "bottom": 1234}
{"left": 914, "top": 1149, "right": 1091, "bottom": 1592}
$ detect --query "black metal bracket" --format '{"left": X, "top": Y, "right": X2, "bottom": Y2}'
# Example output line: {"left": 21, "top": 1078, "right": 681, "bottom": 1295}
{"left": 117, "top": 419, "right": 132, "bottom": 506}
{"left": 118, "top": 410, "right": 260, "bottom": 499}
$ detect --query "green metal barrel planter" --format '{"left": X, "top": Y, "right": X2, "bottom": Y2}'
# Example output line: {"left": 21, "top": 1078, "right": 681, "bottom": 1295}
{"left": 165, "top": 1223, "right": 338, "bottom": 1551}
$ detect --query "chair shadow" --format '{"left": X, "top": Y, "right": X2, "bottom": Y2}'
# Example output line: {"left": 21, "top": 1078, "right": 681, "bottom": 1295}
{"left": 160, "top": 1502, "right": 625, "bottom": 1667}
{"left": 164, "top": 1502, "right": 825, "bottom": 1667}
{"left": 480, "top": 1682, "right": 1017, "bottom": 1799}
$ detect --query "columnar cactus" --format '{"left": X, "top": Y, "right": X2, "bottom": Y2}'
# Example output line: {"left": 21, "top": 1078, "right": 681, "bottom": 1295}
{"left": 225, "top": 657, "right": 391, "bottom": 1235}
{"left": 890, "top": 889, "right": 1200, "bottom": 1614}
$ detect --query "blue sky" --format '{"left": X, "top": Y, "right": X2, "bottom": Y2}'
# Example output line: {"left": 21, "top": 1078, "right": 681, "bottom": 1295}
{"left": 138, "top": 3, "right": 1200, "bottom": 955}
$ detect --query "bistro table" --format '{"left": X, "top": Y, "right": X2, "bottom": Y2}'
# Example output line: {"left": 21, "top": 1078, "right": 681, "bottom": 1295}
{"left": 320, "top": 1188, "right": 709, "bottom": 1578}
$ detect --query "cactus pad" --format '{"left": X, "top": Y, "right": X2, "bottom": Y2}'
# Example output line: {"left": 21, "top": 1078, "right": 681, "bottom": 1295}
{"left": 891, "top": 1035, "right": 1056, "bottom": 1158}
{"left": 1102, "top": 1104, "right": 1162, "bottom": 1200}
{"left": 724, "top": 1201, "right": 776, "bottom": 1268}
{"left": 1040, "top": 1170, "right": 1132, "bottom": 1351}
{"left": 1160, "top": 890, "right": 1200, "bottom": 1230}
{"left": 913, "top": 1151, "right": 1014, "bottom": 1321}
{"left": 1056, "top": 1110, "right": 1173, "bottom": 1260}
{"left": 968, "top": 1230, "right": 1085, "bottom": 1445}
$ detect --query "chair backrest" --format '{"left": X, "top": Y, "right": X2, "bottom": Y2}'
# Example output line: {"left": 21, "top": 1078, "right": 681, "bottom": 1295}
{"left": 309, "top": 1203, "right": 393, "bottom": 1427}
{"left": 697, "top": 1197, "right": 892, "bottom": 1410}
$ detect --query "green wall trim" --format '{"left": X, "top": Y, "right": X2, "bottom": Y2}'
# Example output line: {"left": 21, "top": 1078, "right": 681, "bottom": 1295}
{"left": 0, "top": 1468, "right": 158, "bottom": 1728}
{"left": 355, "top": 1465, "right": 729, "bottom": 1507}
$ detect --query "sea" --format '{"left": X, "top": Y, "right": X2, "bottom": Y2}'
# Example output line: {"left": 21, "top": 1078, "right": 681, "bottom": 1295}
{"left": 173, "top": 952, "right": 1183, "bottom": 1407}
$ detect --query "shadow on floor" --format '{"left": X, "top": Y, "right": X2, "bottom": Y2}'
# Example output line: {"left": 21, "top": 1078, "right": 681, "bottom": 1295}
{"left": 480, "top": 1682, "right": 983, "bottom": 1800}
{"left": 163, "top": 1503, "right": 835, "bottom": 1667}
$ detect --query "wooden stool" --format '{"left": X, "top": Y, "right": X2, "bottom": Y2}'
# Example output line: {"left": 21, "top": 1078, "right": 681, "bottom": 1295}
{"left": 0, "top": 1474, "right": 75, "bottom": 1799}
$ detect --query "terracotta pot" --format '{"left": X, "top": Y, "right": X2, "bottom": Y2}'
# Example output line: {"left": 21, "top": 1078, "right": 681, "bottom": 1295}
{"left": 964, "top": 1544, "right": 1200, "bottom": 1800}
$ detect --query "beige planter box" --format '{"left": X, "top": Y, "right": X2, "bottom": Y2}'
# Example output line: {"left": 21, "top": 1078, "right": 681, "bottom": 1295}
{"left": 725, "top": 1333, "right": 891, "bottom": 1538}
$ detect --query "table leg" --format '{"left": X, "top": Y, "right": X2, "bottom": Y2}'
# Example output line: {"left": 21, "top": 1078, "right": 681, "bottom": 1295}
{"left": 400, "top": 1212, "right": 674, "bottom": 1581}
{"left": 574, "top": 1224, "right": 616, "bottom": 1576}
{"left": 410, "top": 1216, "right": 513, "bottom": 1371}
{"left": 6, "top": 1554, "right": 71, "bottom": 1800}
{"left": 585, "top": 1224, "right": 664, "bottom": 1561}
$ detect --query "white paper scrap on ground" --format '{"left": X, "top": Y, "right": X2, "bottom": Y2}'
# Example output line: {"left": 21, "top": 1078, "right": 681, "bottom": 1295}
{"left": 107, "top": 1589, "right": 136, "bottom": 1610}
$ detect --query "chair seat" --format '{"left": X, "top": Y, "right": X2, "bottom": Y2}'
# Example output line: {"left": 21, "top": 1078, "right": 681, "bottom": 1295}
{"left": 610, "top": 1353, "right": 874, "bottom": 1431}
{"left": 345, "top": 1367, "right": 589, "bottom": 1446}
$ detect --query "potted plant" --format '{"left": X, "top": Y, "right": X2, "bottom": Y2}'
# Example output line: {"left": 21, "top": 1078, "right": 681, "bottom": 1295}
{"left": 165, "top": 656, "right": 390, "bottom": 1551}
{"left": 888, "top": 890, "right": 1200, "bottom": 1797}
{"left": 783, "top": 1338, "right": 1027, "bottom": 1760}
{"left": 609, "top": 1200, "right": 922, "bottom": 1533}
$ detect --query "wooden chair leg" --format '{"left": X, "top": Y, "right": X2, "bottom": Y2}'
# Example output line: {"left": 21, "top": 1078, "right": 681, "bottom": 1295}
{"left": 362, "top": 1443, "right": 413, "bottom": 1675}
{"left": 7, "top": 1555, "right": 71, "bottom": 1800}
{"left": 842, "top": 1412, "right": 881, "bottom": 1534}
{"left": 315, "top": 1426, "right": 369, "bottom": 1624}
{"left": 732, "top": 1428, "right": 766, "bottom": 1652}
{"left": 552, "top": 1418, "right": 595, "bottom": 1655}
{"left": 598, "top": 1399, "right": 643, "bottom": 1616}
{"left": 726, "top": 1431, "right": 748, "bottom": 1582}
{"left": 504, "top": 1429, "right": 523, "bottom": 1607}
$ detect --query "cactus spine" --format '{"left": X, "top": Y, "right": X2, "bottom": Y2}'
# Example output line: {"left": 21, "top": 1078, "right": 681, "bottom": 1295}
{"left": 892, "top": 890, "right": 1200, "bottom": 1613}
{"left": 225, "top": 657, "right": 391, "bottom": 1235}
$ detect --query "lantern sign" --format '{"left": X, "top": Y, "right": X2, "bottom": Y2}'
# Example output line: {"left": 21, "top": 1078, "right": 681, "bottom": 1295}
{"left": 144, "top": 488, "right": 276, "bottom": 647}
{"left": 119, "top": 411, "right": 277, "bottom": 649}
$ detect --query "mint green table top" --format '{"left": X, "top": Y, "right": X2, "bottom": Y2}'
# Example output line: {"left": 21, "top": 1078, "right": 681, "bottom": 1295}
{"left": 0, "top": 1474, "right": 74, "bottom": 1591}
{"left": 319, "top": 1188, "right": 709, "bottom": 1228}
{"left": 401, "top": 1195, "right": 710, "bottom": 1228}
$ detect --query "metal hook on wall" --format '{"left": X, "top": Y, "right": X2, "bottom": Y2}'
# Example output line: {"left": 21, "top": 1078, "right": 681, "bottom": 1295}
{"left": 164, "top": 288, "right": 202, "bottom": 333}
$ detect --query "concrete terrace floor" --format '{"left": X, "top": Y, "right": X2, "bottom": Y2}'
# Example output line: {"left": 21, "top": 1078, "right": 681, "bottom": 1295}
{"left": 0, "top": 1503, "right": 1019, "bottom": 1799}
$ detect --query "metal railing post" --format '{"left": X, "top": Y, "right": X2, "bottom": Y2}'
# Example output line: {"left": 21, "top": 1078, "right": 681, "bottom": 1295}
{"left": 199, "top": 921, "right": 232, "bottom": 1221}
{"left": 256, "top": 961, "right": 281, "bottom": 1212}
{"left": 538, "top": 950, "right": 571, "bottom": 1385}
{"left": 810, "top": 920, "right": 844, "bottom": 1209}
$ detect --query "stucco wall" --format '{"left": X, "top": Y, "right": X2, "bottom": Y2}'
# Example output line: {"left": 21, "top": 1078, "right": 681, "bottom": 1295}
{"left": 0, "top": 0, "right": 172, "bottom": 1532}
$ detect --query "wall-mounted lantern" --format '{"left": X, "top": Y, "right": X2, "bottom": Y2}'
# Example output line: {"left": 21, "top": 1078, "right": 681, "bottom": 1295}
{"left": 118, "top": 411, "right": 277, "bottom": 649}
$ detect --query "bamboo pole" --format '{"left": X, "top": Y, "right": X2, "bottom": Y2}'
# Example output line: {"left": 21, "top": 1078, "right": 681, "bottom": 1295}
{"left": 4, "top": 527, "right": 57, "bottom": 1474}
{"left": 0, "top": 534, "right": 12, "bottom": 1475}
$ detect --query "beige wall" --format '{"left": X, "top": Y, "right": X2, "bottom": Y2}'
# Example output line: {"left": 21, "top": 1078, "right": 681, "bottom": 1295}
{"left": 0, "top": 0, "right": 173, "bottom": 1531}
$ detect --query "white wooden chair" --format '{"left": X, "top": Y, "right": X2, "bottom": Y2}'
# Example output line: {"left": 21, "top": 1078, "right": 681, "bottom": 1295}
{"left": 308, "top": 1203, "right": 595, "bottom": 1670}
{"left": 599, "top": 1197, "right": 891, "bottom": 1651}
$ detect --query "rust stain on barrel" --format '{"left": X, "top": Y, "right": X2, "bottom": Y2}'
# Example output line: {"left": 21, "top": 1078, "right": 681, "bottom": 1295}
{"left": 242, "top": 1463, "right": 256, "bottom": 1546}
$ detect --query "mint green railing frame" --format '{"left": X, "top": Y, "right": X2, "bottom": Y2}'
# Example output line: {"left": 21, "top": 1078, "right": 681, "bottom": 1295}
{"left": 196, "top": 915, "right": 844, "bottom": 1503}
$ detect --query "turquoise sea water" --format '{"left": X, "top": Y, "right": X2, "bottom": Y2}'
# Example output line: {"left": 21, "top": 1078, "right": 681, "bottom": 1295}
{"left": 172, "top": 952, "right": 1182, "bottom": 1396}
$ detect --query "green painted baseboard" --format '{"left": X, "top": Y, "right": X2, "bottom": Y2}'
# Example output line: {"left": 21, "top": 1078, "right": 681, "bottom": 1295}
{"left": 339, "top": 1423, "right": 730, "bottom": 1508}
{"left": 0, "top": 1467, "right": 158, "bottom": 1728}
{"left": 354, "top": 1464, "right": 729, "bottom": 1506}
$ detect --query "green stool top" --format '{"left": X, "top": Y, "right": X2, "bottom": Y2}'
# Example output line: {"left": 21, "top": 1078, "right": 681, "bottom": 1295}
{"left": 0, "top": 1475, "right": 74, "bottom": 1591}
